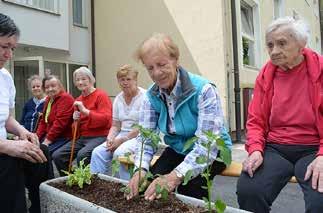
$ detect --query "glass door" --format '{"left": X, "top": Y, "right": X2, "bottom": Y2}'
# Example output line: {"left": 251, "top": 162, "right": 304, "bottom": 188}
{"left": 12, "top": 57, "right": 43, "bottom": 120}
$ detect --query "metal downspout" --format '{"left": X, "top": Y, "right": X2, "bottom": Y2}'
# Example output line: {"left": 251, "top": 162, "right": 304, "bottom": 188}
{"left": 90, "top": 0, "right": 96, "bottom": 78}
{"left": 231, "top": 0, "right": 242, "bottom": 143}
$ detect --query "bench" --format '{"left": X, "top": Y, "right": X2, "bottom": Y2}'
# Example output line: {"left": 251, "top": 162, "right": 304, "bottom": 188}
{"left": 118, "top": 155, "right": 297, "bottom": 183}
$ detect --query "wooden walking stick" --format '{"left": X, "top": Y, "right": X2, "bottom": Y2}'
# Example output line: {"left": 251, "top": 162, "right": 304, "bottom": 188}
{"left": 68, "top": 120, "right": 79, "bottom": 173}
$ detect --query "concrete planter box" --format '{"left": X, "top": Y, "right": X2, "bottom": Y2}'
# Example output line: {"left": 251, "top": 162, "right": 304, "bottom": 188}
{"left": 40, "top": 174, "right": 248, "bottom": 213}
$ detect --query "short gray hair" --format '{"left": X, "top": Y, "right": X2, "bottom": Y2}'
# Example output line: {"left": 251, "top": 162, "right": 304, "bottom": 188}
{"left": 135, "top": 33, "right": 180, "bottom": 63}
{"left": 266, "top": 16, "right": 310, "bottom": 45}
{"left": 73, "top": 66, "right": 95, "bottom": 84}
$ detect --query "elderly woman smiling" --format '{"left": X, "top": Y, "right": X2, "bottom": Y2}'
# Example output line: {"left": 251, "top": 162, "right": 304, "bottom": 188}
{"left": 20, "top": 75, "right": 46, "bottom": 132}
{"left": 36, "top": 75, "right": 74, "bottom": 155}
{"left": 52, "top": 67, "right": 112, "bottom": 176}
{"left": 127, "top": 33, "right": 232, "bottom": 201}
{"left": 237, "top": 17, "right": 323, "bottom": 213}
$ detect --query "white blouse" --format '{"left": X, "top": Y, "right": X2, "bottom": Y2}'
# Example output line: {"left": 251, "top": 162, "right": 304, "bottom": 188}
{"left": 113, "top": 87, "right": 146, "bottom": 133}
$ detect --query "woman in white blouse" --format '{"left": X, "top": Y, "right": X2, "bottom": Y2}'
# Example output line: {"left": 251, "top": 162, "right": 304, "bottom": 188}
{"left": 90, "top": 65, "right": 146, "bottom": 180}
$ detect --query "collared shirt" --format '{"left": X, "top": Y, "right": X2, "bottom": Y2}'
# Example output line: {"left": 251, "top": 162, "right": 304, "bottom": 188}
{"left": 135, "top": 80, "right": 226, "bottom": 178}
{"left": 159, "top": 72, "right": 181, "bottom": 134}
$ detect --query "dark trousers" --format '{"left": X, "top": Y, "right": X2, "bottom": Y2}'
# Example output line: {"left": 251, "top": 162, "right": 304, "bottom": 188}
{"left": 0, "top": 144, "right": 53, "bottom": 213}
{"left": 150, "top": 147, "right": 226, "bottom": 199}
{"left": 237, "top": 143, "right": 323, "bottom": 213}
{"left": 52, "top": 136, "right": 106, "bottom": 176}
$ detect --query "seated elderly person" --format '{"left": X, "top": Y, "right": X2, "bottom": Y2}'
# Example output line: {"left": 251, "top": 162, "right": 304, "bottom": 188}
{"left": 53, "top": 67, "right": 112, "bottom": 176}
{"left": 90, "top": 65, "right": 146, "bottom": 180}
{"left": 127, "top": 33, "right": 232, "bottom": 200}
{"left": 236, "top": 17, "right": 323, "bottom": 213}
{"left": 20, "top": 75, "right": 46, "bottom": 132}
{"left": 36, "top": 75, "right": 74, "bottom": 155}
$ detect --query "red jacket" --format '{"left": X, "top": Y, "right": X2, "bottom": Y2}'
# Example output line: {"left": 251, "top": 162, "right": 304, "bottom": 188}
{"left": 36, "top": 91, "right": 74, "bottom": 142}
{"left": 76, "top": 89, "right": 112, "bottom": 137}
{"left": 246, "top": 48, "right": 323, "bottom": 156}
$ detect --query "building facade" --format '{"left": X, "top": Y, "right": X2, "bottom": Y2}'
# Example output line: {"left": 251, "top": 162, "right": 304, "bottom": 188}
{"left": 0, "top": 0, "right": 92, "bottom": 119}
{"left": 94, "top": 0, "right": 321, "bottom": 133}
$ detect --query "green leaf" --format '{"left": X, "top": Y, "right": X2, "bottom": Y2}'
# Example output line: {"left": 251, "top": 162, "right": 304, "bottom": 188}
{"left": 201, "top": 186, "right": 208, "bottom": 190}
{"left": 161, "top": 187, "right": 168, "bottom": 200}
{"left": 202, "top": 196, "right": 209, "bottom": 204}
{"left": 183, "top": 170, "right": 193, "bottom": 186}
{"left": 183, "top": 137, "right": 198, "bottom": 152}
{"left": 145, "top": 171, "right": 154, "bottom": 179}
{"left": 111, "top": 159, "right": 121, "bottom": 177}
{"left": 196, "top": 156, "right": 207, "bottom": 164}
{"left": 120, "top": 186, "right": 131, "bottom": 194}
{"left": 155, "top": 184, "right": 162, "bottom": 194}
{"left": 215, "top": 198, "right": 227, "bottom": 213}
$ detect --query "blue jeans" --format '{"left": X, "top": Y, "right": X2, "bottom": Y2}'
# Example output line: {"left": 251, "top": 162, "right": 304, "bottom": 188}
{"left": 90, "top": 135, "right": 138, "bottom": 180}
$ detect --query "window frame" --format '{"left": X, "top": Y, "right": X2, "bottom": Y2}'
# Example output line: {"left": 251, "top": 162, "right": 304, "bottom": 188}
{"left": 73, "top": 0, "right": 87, "bottom": 28}
{"left": 2, "top": 0, "right": 60, "bottom": 15}
{"left": 239, "top": 0, "right": 261, "bottom": 69}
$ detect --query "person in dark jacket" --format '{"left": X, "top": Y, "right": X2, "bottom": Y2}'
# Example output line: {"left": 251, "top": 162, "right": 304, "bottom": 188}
{"left": 20, "top": 75, "right": 46, "bottom": 132}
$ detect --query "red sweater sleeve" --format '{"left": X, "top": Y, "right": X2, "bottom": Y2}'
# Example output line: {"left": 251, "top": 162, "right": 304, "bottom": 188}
{"left": 87, "top": 91, "right": 112, "bottom": 129}
{"left": 245, "top": 77, "right": 267, "bottom": 155}
{"left": 46, "top": 94, "right": 74, "bottom": 141}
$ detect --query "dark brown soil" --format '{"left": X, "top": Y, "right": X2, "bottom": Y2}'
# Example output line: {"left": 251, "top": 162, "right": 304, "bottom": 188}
{"left": 49, "top": 175, "right": 205, "bottom": 213}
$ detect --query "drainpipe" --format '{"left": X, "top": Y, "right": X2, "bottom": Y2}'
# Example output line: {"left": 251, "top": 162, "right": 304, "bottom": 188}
{"left": 90, "top": 0, "right": 96, "bottom": 78}
{"left": 231, "top": 0, "right": 242, "bottom": 143}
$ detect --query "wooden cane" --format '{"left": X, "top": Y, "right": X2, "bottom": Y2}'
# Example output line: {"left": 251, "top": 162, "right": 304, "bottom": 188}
{"left": 68, "top": 120, "right": 79, "bottom": 173}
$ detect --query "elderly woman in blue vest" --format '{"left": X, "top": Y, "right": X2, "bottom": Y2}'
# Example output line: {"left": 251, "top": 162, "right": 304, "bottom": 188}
{"left": 20, "top": 75, "right": 46, "bottom": 132}
{"left": 127, "top": 33, "right": 232, "bottom": 200}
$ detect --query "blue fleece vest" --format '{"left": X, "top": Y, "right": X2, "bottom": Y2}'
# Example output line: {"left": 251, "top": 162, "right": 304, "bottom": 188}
{"left": 147, "top": 68, "right": 232, "bottom": 155}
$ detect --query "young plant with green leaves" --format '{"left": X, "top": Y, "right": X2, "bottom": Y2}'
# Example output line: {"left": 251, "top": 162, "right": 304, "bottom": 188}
{"left": 183, "top": 131, "right": 232, "bottom": 213}
{"left": 132, "top": 124, "right": 161, "bottom": 190}
{"left": 62, "top": 158, "right": 92, "bottom": 189}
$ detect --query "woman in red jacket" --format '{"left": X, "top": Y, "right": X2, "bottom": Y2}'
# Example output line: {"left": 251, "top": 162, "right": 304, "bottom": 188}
{"left": 237, "top": 17, "right": 323, "bottom": 213}
{"left": 52, "top": 67, "right": 112, "bottom": 176}
{"left": 36, "top": 75, "right": 74, "bottom": 155}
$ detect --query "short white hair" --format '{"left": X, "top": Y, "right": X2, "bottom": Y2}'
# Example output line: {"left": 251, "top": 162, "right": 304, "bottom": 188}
{"left": 73, "top": 67, "right": 96, "bottom": 84}
{"left": 266, "top": 16, "right": 310, "bottom": 45}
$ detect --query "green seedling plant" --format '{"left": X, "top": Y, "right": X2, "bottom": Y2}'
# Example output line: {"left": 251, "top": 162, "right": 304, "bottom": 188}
{"left": 155, "top": 174, "right": 169, "bottom": 201}
{"left": 62, "top": 158, "right": 92, "bottom": 189}
{"left": 183, "top": 131, "right": 232, "bottom": 213}
{"left": 132, "top": 124, "right": 161, "bottom": 192}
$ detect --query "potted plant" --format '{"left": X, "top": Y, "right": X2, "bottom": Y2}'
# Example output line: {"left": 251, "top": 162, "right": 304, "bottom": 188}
{"left": 40, "top": 126, "right": 248, "bottom": 213}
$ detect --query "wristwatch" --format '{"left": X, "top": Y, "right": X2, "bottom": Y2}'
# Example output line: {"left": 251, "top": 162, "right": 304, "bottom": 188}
{"left": 174, "top": 168, "right": 184, "bottom": 179}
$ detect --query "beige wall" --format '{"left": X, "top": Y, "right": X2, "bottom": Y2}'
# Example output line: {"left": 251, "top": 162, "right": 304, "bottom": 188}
{"left": 226, "top": 0, "right": 321, "bottom": 130}
{"left": 95, "top": 0, "right": 321, "bottom": 131}
{"left": 95, "top": 0, "right": 199, "bottom": 99}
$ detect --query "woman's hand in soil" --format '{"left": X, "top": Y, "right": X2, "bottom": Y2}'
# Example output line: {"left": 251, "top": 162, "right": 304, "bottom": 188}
{"left": 3, "top": 140, "right": 47, "bottom": 163}
{"left": 126, "top": 170, "right": 147, "bottom": 200}
{"left": 144, "top": 171, "right": 181, "bottom": 201}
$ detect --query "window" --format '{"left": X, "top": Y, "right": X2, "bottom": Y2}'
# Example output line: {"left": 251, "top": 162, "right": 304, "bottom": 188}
{"left": 68, "top": 64, "right": 83, "bottom": 98}
{"left": 3, "top": 0, "right": 60, "bottom": 14}
{"left": 44, "top": 61, "right": 67, "bottom": 90}
{"left": 73, "top": 0, "right": 87, "bottom": 27}
{"left": 241, "top": 1, "right": 255, "bottom": 66}
{"left": 273, "top": 0, "right": 284, "bottom": 19}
